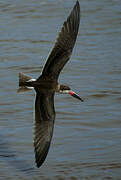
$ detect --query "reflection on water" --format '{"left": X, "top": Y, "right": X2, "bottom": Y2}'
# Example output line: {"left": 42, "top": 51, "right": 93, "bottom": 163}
{"left": 0, "top": 0, "right": 121, "bottom": 179}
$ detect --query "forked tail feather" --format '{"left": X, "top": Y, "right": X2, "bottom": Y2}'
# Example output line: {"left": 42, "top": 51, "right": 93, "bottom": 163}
{"left": 17, "top": 72, "right": 36, "bottom": 93}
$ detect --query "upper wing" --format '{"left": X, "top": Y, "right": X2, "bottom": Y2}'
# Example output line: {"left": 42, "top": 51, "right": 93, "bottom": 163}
{"left": 41, "top": 1, "right": 80, "bottom": 79}
{"left": 34, "top": 92, "right": 55, "bottom": 168}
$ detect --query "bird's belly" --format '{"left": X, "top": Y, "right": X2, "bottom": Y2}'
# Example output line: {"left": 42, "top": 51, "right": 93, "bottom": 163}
{"left": 35, "top": 81, "right": 57, "bottom": 93}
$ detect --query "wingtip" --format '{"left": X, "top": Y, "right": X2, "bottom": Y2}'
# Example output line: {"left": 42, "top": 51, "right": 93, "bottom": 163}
{"left": 76, "top": 0, "right": 79, "bottom": 5}
{"left": 36, "top": 162, "right": 41, "bottom": 168}
{"left": 75, "top": 0, "right": 80, "bottom": 7}
{"left": 75, "top": 0, "right": 80, "bottom": 13}
{"left": 34, "top": 141, "right": 51, "bottom": 168}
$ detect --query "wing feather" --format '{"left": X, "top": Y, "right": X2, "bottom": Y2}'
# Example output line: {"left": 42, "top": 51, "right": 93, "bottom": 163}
{"left": 34, "top": 93, "right": 55, "bottom": 167}
{"left": 41, "top": 1, "right": 80, "bottom": 79}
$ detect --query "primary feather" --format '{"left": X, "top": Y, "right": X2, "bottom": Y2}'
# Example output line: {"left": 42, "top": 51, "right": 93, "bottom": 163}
{"left": 34, "top": 1, "right": 80, "bottom": 167}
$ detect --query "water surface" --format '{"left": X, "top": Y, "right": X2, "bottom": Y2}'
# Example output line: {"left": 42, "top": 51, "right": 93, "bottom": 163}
{"left": 0, "top": 0, "right": 121, "bottom": 179}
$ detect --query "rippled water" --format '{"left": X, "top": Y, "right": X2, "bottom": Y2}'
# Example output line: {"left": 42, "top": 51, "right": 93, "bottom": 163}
{"left": 0, "top": 0, "right": 121, "bottom": 179}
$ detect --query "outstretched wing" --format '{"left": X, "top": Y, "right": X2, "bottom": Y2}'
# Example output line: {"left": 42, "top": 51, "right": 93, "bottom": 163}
{"left": 34, "top": 92, "right": 55, "bottom": 167}
{"left": 41, "top": 1, "right": 80, "bottom": 79}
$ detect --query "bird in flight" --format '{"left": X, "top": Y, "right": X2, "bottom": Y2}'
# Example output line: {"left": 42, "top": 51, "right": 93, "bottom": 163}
{"left": 18, "top": 0, "right": 83, "bottom": 168}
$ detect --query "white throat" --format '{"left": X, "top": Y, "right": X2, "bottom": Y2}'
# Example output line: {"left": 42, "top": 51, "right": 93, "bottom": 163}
{"left": 59, "top": 90, "right": 70, "bottom": 94}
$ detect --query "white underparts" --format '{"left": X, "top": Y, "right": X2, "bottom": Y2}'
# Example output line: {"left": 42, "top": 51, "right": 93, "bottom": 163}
{"left": 59, "top": 90, "right": 70, "bottom": 94}
{"left": 27, "top": 78, "right": 36, "bottom": 82}
{"left": 27, "top": 78, "right": 36, "bottom": 88}
{"left": 27, "top": 87, "right": 34, "bottom": 90}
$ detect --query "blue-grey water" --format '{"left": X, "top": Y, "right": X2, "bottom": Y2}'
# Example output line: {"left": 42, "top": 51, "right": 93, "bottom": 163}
{"left": 0, "top": 0, "right": 121, "bottom": 179}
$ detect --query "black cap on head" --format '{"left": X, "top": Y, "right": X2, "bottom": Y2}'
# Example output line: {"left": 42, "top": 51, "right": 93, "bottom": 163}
{"left": 60, "top": 85, "right": 71, "bottom": 91}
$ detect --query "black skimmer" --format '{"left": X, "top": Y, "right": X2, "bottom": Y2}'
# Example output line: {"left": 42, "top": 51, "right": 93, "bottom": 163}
{"left": 18, "top": 0, "right": 83, "bottom": 168}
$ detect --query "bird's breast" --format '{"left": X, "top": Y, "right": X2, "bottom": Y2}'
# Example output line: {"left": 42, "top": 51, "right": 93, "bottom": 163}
{"left": 34, "top": 79, "right": 58, "bottom": 93}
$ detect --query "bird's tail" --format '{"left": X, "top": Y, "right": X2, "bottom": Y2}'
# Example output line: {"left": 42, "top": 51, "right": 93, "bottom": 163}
{"left": 17, "top": 72, "right": 36, "bottom": 93}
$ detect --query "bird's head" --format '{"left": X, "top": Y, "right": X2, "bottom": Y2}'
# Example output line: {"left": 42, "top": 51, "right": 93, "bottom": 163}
{"left": 59, "top": 85, "right": 84, "bottom": 102}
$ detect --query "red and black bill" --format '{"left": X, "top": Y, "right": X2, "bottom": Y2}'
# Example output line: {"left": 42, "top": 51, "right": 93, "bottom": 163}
{"left": 69, "top": 91, "right": 84, "bottom": 102}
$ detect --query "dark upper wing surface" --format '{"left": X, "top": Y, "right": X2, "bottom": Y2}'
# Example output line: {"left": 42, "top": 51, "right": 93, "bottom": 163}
{"left": 41, "top": 1, "right": 80, "bottom": 79}
{"left": 34, "top": 92, "right": 55, "bottom": 167}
